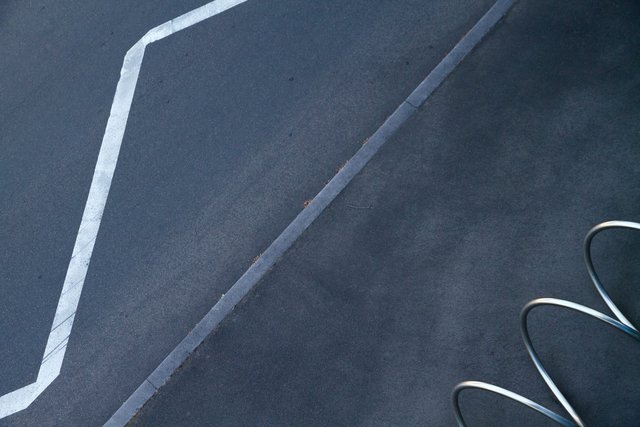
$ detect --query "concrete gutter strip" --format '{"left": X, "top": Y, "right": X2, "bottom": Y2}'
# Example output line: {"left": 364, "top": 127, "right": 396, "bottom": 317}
{"left": 406, "top": 0, "right": 515, "bottom": 108}
{"left": 105, "top": 0, "right": 515, "bottom": 425}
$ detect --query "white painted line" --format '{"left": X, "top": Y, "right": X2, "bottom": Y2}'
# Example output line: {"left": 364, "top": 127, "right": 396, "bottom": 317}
{"left": 0, "top": 0, "right": 249, "bottom": 420}
{"left": 106, "top": 0, "right": 516, "bottom": 425}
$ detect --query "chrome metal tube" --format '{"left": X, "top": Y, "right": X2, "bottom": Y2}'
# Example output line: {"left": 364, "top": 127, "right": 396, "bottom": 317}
{"left": 452, "top": 221, "right": 640, "bottom": 426}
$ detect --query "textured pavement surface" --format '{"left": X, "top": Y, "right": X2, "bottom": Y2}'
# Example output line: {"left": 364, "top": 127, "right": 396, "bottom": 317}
{"left": 132, "top": 0, "right": 640, "bottom": 425}
{"left": 0, "top": 0, "right": 500, "bottom": 425}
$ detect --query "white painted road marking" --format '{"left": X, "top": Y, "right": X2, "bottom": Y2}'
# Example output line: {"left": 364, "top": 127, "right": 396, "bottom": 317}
{"left": 0, "top": 0, "right": 248, "bottom": 419}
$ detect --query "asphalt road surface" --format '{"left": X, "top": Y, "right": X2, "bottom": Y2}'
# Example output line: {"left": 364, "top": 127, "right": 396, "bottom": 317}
{"left": 131, "top": 0, "right": 640, "bottom": 426}
{"left": 0, "top": 0, "right": 515, "bottom": 425}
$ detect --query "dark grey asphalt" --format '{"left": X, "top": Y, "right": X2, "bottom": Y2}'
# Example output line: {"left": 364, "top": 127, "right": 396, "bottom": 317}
{"left": 131, "top": 0, "right": 640, "bottom": 425}
{"left": 0, "top": 0, "right": 498, "bottom": 425}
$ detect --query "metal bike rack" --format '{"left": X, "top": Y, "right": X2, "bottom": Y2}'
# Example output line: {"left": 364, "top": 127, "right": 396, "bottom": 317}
{"left": 452, "top": 221, "right": 640, "bottom": 426}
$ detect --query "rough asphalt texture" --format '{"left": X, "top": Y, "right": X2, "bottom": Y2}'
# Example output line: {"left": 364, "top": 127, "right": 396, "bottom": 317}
{"left": 132, "top": 0, "right": 640, "bottom": 426}
{"left": 1, "top": 0, "right": 498, "bottom": 425}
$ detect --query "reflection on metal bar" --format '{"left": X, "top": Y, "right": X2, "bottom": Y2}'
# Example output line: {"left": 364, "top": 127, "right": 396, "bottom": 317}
{"left": 452, "top": 221, "right": 640, "bottom": 426}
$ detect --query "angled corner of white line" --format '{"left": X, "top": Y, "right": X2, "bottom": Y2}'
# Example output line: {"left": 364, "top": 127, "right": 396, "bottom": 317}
{"left": 0, "top": 383, "right": 39, "bottom": 419}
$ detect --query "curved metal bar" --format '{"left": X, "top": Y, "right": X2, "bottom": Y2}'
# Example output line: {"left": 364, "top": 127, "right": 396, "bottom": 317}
{"left": 584, "top": 220, "right": 640, "bottom": 329}
{"left": 520, "top": 298, "right": 640, "bottom": 427}
{"left": 452, "top": 381, "right": 575, "bottom": 426}
{"left": 452, "top": 221, "right": 640, "bottom": 426}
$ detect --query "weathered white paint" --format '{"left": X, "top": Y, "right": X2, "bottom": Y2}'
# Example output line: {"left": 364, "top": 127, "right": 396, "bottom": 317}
{"left": 0, "top": 0, "right": 248, "bottom": 419}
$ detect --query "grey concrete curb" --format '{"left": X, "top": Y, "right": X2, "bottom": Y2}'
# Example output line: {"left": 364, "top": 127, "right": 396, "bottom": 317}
{"left": 407, "top": 0, "right": 516, "bottom": 108}
{"left": 105, "top": 0, "right": 515, "bottom": 425}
